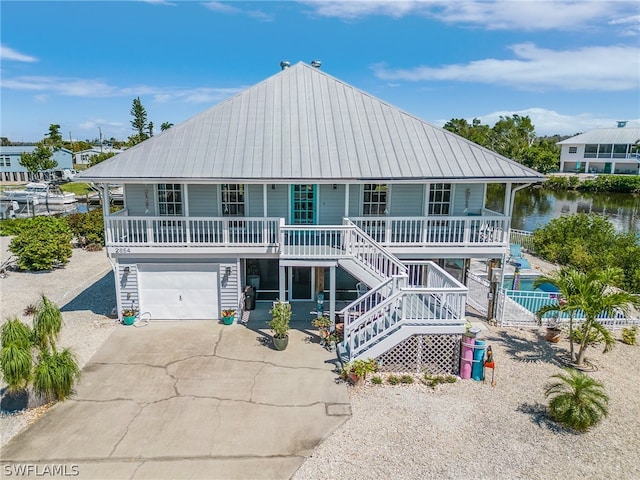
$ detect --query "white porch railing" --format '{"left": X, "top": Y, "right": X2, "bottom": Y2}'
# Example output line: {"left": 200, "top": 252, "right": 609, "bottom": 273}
{"left": 280, "top": 219, "right": 408, "bottom": 280}
{"left": 349, "top": 215, "right": 509, "bottom": 246}
{"left": 105, "top": 216, "right": 280, "bottom": 247}
{"left": 345, "top": 286, "right": 467, "bottom": 360}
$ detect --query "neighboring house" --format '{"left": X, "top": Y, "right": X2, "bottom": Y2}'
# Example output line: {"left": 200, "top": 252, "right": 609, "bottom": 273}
{"left": 73, "top": 147, "right": 124, "bottom": 166}
{"left": 557, "top": 123, "right": 640, "bottom": 174}
{"left": 0, "top": 146, "right": 73, "bottom": 183}
{"left": 76, "top": 62, "right": 544, "bottom": 369}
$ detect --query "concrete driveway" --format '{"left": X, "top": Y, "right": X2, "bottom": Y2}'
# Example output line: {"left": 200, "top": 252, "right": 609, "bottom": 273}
{"left": 1, "top": 321, "right": 351, "bottom": 479}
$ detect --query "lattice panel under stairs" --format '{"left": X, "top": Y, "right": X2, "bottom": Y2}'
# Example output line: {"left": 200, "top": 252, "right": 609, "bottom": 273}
{"left": 376, "top": 334, "right": 461, "bottom": 375}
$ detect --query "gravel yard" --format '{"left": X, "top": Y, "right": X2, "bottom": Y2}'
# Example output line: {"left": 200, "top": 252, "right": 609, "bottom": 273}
{"left": 294, "top": 326, "right": 640, "bottom": 480}
{"left": 0, "top": 238, "right": 117, "bottom": 447}
{"left": 1, "top": 237, "right": 639, "bottom": 479}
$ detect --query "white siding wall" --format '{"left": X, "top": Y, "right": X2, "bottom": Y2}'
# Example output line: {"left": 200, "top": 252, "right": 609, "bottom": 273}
{"left": 348, "top": 184, "right": 360, "bottom": 216}
{"left": 318, "top": 184, "right": 344, "bottom": 224}
{"left": 219, "top": 260, "right": 241, "bottom": 311}
{"left": 389, "top": 184, "right": 424, "bottom": 216}
{"left": 266, "top": 184, "right": 288, "bottom": 218}
{"left": 188, "top": 184, "right": 217, "bottom": 216}
{"left": 451, "top": 184, "right": 484, "bottom": 215}
{"left": 125, "top": 184, "right": 155, "bottom": 216}
{"left": 119, "top": 263, "right": 139, "bottom": 313}
{"left": 246, "top": 184, "right": 264, "bottom": 217}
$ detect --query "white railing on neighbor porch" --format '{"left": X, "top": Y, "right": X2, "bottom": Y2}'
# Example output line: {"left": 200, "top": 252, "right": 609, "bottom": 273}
{"left": 106, "top": 216, "right": 280, "bottom": 247}
{"left": 349, "top": 214, "right": 509, "bottom": 247}
{"left": 509, "top": 228, "right": 535, "bottom": 253}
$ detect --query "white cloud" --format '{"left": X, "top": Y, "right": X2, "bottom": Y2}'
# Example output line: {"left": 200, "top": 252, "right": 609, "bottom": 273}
{"left": 373, "top": 43, "right": 640, "bottom": 91}
{"left": 203, "top": 1, "right": 274, "bottom": 21}
{"left": 2, "top": 75, "right": 244, "bottom": 102}
{"left": 1, "top": 45, "right": 38, "bottom": 62}
{"left": 436, "top": 107, "right": 640, "bottom": 136}
{"left": 140, "top": 0, "right": 177, "bottom": 6}
{"left": 302, "top": 1, "right": 639, "bottom": 33}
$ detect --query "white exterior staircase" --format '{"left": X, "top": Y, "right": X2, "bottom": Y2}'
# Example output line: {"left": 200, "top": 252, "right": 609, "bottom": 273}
{"left": 280, "top": 219, "right": 467, "bottom": 363}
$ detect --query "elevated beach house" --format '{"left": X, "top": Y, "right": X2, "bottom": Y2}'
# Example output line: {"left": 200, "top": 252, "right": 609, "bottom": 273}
{"left": 76, "top": 62, "right": 544, "bottom": 369}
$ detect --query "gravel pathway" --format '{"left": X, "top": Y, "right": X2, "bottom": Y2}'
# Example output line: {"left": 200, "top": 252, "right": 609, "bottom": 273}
{"left": 0, "top": 238, "right": 117, "bottom": 448}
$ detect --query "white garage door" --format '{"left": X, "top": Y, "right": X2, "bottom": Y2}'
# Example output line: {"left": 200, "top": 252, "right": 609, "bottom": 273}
{"left": 138, "top": 264, "right": 219, "bottom": 320}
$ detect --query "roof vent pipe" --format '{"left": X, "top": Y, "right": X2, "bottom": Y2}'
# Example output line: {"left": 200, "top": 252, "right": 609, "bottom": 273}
{"left": 280, "top": 61, "right": 291, "bottom": 70}
{"left": 311, "top": 60, "right": 322, "bottom": 69}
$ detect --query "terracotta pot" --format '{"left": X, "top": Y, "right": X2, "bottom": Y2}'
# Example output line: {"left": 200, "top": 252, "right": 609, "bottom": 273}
{"left": 545, "top": 327, "right": 561, "bottom": 343}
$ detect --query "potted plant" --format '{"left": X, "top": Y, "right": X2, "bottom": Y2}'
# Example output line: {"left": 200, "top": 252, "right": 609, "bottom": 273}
{"left": 269, "top": 301, "right": 291, "bottom": 351}
{"left": 221, "top": 308, "right": 236, "bottom": 325}
{"left": 311, "top": 317, "right": 332, "bottom": 343}
{"left": 122, "top": 307, "right": 138, "bottom": 326}
{"left": 544, "top": 317, "right": 562, "bottom": 343}
{"left": 341, "top": 358, "right": 378, "bottom": 385}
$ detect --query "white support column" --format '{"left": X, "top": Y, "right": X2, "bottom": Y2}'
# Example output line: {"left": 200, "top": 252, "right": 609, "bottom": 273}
{"left": 330, "top": 265, "right": 336, "bottom": 325}
{"left": 263, "top": 184, "right": 268, "bottom": 217}
{"left": 279, "top": 265, "right": 286, "bottom": 301}
{"left": 344, "top": 183, "right": 349, "bottom": 218}
{"left": 503, "top": 182, "right": 512, "bottom": 217}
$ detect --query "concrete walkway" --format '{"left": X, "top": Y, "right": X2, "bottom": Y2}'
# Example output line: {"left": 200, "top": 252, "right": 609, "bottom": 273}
{"left": 1, "top": 321, "right": 351, "bottom": 479}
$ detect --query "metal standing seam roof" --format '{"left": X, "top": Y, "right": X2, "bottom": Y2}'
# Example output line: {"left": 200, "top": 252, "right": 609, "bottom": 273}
{"left": 77, "top": 62, "right": 545, "bottom": 183}
{"left": 557, "top": 127, "right": 640, "bottom": 145}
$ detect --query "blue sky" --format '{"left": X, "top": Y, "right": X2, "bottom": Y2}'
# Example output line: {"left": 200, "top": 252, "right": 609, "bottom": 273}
{"left": 2, "top": 0, "right": 639, "bottom": 143}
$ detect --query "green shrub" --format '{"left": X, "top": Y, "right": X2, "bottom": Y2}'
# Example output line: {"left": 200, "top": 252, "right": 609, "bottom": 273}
{"left": 545, "top": 368, "right": 609, "bottom": 431}
{"left": 400, "top": 374, "right": 414, "bottom": 384}
{"left": 66, "top": 209, "right": 105, "bottom": 247}
{"left": 9, "top": 216, "right": 72, "bottom": 270}
{"left": 424, "top": 373, "right": 457, "bottom": 387}
{"left": 387, "top": 374, "right": 400, "bottom": 385}
{"left": 621, "top": 326, "right": 638, "bottom": 346}
{"left": 569, "top": 323, "right": 604, "bottom": 347}
{"left": 0, "top": 218, "right": 33, "bottom": 236}
{"left": 371, "top": 375, "right": 383, "bottom": 385}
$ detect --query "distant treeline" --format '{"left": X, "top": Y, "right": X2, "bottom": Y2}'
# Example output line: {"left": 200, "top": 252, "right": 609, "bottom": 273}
{"left": 544, "top": 175, "right": 640, "bottom": 194}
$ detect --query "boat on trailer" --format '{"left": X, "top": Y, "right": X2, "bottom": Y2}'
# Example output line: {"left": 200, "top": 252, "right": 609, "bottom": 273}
{"left": 0, "top": 182, "right": 76, "bottom": 205}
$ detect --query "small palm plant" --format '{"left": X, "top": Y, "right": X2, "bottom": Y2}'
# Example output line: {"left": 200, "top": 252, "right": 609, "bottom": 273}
{"left": 0, "top": 295, "right": 80, "bottom": 406}
{"left": 544, "top": 368, "right": 609, "bottom": 432}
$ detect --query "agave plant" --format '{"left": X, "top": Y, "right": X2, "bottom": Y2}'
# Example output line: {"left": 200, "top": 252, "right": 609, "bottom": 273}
{"left": 545, "top": 368, "right": 609, "bottom": 432}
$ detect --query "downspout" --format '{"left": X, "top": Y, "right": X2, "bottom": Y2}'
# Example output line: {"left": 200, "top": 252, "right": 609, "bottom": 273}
{"left": 101, "top": 183, "right": 122, "bottom": 321}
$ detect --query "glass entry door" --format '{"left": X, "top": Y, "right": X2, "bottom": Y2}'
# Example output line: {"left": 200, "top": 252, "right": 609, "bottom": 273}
{"left": 291, "top": 184, "right": 317, "bottom": 224}
{"left": 290, "top": 267, "right": 313, "bottom": 300}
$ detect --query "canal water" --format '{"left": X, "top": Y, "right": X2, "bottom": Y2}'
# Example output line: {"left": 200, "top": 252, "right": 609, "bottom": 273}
{"left": 489, "top": 186, "right": 640, "bottom": 235}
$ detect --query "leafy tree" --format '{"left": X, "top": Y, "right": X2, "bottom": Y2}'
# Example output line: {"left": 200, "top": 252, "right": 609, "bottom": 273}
{"left": 9, "top": 216, "right": 73, "bottom": 271}
{"left": 44, "top": 124, "right": 64, "bottom": 150}
{"left": 128, "top": 97, "right": 150, "bottom": 146}
{"left": 19, "top": 143, "right": 58, "bottom": 180}
{"left": 490, "top": 114, "right": 535, "bottom": 160}
{"left": 532, "top": 213, "right": 640, "bottom": 293}
{"left": 160, "top": 122, "right": 173, "bottom": 131}
{"left": 88, "top": 151, "right": 116, "bottom": 167}
{"left": 545, "top": 368, "right": 608, "bottom": 432}
{"left": 443, "top": 118, "right": 491, "bottom": 147}
{"left": 1, "top": 137, "right": 12, "bottom": 146}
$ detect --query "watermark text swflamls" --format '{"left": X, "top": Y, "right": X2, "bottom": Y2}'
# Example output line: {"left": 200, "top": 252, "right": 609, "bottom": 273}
{"left": 3, "top": 464, "right": 80, "bottom": 477}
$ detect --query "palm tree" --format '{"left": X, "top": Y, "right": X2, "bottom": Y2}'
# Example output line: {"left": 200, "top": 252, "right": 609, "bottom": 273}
{"left": 545, "top": 368, "right": 608, "bottom": 431}
{"left": 33, "top": 294, "right": 63, "bottom": 351}
{"left": 160, "top": 121, "right": 173, "bottom": 132}
{"left": 536, "top": 268, "right": 640, "bottom": 366}
{"left": 0, "top": 318, "right": 33, "bottom": 392}
{"left": 535, "top": 268, "right": 582, "bottom": 361}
